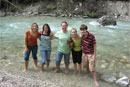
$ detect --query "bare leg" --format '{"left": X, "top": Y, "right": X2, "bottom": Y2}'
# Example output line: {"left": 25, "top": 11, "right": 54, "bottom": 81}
{"left": 84, "top": 62, "right": 90, "bottom": 78}
{"left": 93, "top": 70, "right": 99, "bottom": 87}
{"left": 78, "top": 64, "right": 82, "bottom": 75}
{"left": 65, "top": 64, "right": 69, "bottom": 74}
{"left": 73, "top": 63, "right": 77, "bottom": 75}
{"left": 54, "top": 64, "right": 60, "bottom": 73}
{"left": 40, "top": 64, "right": 44, "bottom": 72}
{"left": 34, "top": 60, "right": 38, "bottom": 70}
{"left": 22, "top": 62, "right": 28, "bottom": 72}
{"left": 46, "top": 62, "right": 50, "bottom": 71}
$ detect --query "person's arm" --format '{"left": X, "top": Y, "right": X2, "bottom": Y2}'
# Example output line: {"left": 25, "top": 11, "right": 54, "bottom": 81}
{"left": 24, "top": 33, "right": 28, "bottom": 53}
{"left": 93, "top": 44, "right": 96, "bottom": 60}
{"left": 50, "top": 32, "right": 54, "bottom": 40}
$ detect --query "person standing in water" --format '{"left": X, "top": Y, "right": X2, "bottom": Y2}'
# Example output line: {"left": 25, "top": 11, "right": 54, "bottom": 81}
{"left": 70, "top": 28, "right": 82, "bottom": 75}
{"left": 40, "top": 24, "right": 53, "bottom": 72}
{"left": 80, "top": 24, "right": 98, "bottom": 87}
{"left": 54, "top": 21, "right": 71, "bottom": 74}
{"left": 23, "top": 23, "right": 41, "bottom": 72}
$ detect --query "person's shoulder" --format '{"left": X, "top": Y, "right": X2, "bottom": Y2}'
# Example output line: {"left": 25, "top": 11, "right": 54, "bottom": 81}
{"left": 25, "top": 30, "right": 30, "bottom": 34}
{"left": 89, "top": 32, "right": 95, "bottom": 37}
{"left": 50, "top": 32, "right": 54, "bottom": 37}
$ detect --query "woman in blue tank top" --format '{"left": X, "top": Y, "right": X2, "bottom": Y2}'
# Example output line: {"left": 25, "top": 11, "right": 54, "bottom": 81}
{"left": 40, "top": 24, "right": 53, "bottom": 72}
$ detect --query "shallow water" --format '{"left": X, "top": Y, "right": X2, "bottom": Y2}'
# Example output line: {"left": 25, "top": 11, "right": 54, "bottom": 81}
{"left": 0, "top": 16, "right": 130, "bottom": 77}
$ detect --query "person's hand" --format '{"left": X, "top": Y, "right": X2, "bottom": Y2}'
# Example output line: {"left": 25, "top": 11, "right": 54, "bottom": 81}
{"left": 24, "top": 48, "right": 28, "bottom": 54}
{"left": 67, "top": 39, "right": 71, "bottom": 44}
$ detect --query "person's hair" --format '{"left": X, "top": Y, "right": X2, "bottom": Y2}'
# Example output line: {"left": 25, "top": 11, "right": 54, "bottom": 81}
{"left": 71, "top": 28, "right": 77, "bottom": 33}
{"left": 61, "top": 21, "right": 68, "bottom": 26}
{"left": 80, "top": 24, "right": 88, "bottom": 30}
{"left": 31, "top": 23, "right": 38, "bottom": 32}
{"left": 42, "top": 24, "right": 51, "bottom": 35}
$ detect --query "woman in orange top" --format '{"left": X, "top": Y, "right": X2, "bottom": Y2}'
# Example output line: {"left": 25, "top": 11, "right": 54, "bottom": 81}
{"left": 23, "top": 23, "right": 41, "bottom": 72}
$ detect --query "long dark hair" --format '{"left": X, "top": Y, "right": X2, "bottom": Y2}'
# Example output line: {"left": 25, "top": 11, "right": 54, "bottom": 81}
{"left": 42, "top": 24, "right": 51, "bottom": 35}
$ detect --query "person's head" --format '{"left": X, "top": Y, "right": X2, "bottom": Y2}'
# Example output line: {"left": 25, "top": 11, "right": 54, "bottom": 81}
{"left": 80, "top": 24, "right": 88, "bottom": 35}
{"left": 61, "top": 21, "right": 68, "bottom": 32}
{"left": 43, "top": 24, "right": 51, "bottom": 35}
{"left": 71, "top": 28, "right": 77, "bottom": 37}
{"left": 31, "top": 23, "right": 38, "bottom": 32}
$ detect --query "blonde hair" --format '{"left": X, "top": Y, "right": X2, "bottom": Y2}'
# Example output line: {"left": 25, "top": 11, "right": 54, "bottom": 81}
{"left": 30, "top": 23, "right": 39, "bottom": 32}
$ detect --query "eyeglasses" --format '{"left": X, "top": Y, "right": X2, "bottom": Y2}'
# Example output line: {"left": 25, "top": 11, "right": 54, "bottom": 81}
{"left": 80, "top": 28, "right": 85, "bottom": 30}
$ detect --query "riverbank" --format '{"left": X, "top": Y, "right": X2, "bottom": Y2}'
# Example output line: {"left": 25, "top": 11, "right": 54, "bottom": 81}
{"left": 0, "top": 55, "right": 120, "bottom": 87}
{"left": 0, "top": 1, "right": 130, "bottom": 21}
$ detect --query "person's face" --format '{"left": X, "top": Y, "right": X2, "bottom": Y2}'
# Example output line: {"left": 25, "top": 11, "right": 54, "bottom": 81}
{"left": 81, "top": 29, "right": 87, "bottom": 35}
{"left": 32, "top": 24, "right": 38, "bottom": 32}
{"left": 44, "top": 25, "right": 48, "bottom": 32}
{"left": 71, "top": 30, "right": 77, "bottom": 37}
{"left": 62, "top": 23, "right": 67, "bottom": 32}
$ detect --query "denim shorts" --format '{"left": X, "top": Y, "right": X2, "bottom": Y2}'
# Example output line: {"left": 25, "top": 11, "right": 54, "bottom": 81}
{"left": 40, "top": 50, "right": 51, "bottom": 64}
{"left": 24, "top": 45, "right": 38, "bottom": 62}
{"left": 55, "top": 51, "right": 70, "bottom": 65}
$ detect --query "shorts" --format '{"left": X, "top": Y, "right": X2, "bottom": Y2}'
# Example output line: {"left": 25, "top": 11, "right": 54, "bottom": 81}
{"left": 72, "top": 50, "right": 82, "bottom": 64}
{"left": 82, "top": 53, "right": 96, "bottom": 71}
{"left": 55, "top": 51, "right": 70, "bottom": 65}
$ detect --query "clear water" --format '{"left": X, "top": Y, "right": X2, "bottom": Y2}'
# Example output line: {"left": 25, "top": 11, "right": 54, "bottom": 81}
{"left": 0, "top": 16, "right": 130, "bottom": 76}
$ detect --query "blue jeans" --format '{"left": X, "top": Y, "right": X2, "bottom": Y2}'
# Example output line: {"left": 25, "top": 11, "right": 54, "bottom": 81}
{"left": 40, "top": 50, "right": 51, "bottom": 64}
{"left": 55, "top": 51, "right": 70, "bottom": 65}
{"left": 24, "top": 45, "right": 38, "bottom": 62}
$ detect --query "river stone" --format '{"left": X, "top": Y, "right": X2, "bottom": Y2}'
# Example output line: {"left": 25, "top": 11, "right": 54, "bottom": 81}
{"left": 116, "top": 76, "right": 129, "bottom": 87}
{"left": 1, "top": 55, "right": 8, "bottom": 59}
{"left": 97, "top": 15, "right": 117, "bottom": 26}
{"left": 0, "top": 76, "right": 4, "bottom": 82}
{"left": 101, "top": 75, "right": 117, "bottom": 83}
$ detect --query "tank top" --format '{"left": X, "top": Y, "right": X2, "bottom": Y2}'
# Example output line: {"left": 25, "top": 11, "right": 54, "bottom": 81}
{"left": 40, "top": 33, "right": 51, "bottom": 50}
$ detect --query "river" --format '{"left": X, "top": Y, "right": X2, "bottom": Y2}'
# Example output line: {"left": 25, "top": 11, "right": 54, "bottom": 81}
{"left": 0, "top": 16, "right": 130, "bottom": 78}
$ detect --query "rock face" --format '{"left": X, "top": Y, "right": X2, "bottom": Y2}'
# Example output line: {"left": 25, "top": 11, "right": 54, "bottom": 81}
{"left": 97, "top": 15, "right": 117, "bottom": 26}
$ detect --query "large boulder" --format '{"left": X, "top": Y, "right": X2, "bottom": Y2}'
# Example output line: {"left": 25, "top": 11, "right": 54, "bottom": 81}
{"left": 97, "top": 15, "right": 117, "bottom": 26}
{"left": 0, "top": 11, "right": 6, "bottom": 17}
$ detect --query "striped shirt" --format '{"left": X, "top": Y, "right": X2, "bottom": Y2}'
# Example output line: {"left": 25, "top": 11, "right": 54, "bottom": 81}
{"left": 82, "top": 31, "right": 96, "bottom": 54}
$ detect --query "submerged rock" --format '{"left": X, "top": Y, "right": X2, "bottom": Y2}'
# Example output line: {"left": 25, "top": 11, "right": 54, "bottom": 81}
{"left": 101, "top": 75, "right": 117, "bottom": 83}
{"left": 97, "top": 15, "right": 117, "bottom": 26}
{"left": 116, "top": 76, "right": 129, "bottom": 87}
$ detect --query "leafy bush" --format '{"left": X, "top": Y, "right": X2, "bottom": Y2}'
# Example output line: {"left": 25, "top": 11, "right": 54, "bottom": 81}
{"left": 84, "top": 12, "right": 99, "bottom": 18}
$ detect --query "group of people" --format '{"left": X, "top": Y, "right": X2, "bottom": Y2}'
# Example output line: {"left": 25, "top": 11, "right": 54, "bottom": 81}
{"left": 22, "top": 21, "right": 98, "bottom": 87}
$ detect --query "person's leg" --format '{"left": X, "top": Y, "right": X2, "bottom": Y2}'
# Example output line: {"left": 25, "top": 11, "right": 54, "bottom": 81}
{"left": 77, "top": 50, "right": 82, "bottom": 75}
{"left": 73, "top": 63, "right": 77, "bottom": 75}
{"left": 40, "top": 50, "right": 46, "bottom": 72}
{"left": 54, "top": 51, "right": 63, "bottom": 72}
{"left": 82, "top": 53, "right": 90, "bottom": 77}
{"left": 23, "top": 62, "right": 29, "bottom": 72}
{"left": 32, "top": 45, "right": 38, "bottom": 69}
{"left": 64, "top": 53, "right": 70, "bottom": 74}
{"left": 72, "top": 50, "right": 77, "bottom": 74}
{"left": 23, "top": 46, "right": 31, "bottom": 72}
{"left": 78, "top": 64, "right": 82, "bottom": 75}
{"left": 46, "top": 50, "right": 51, "bottom": 70}
{"left": 93, "top": 70, "right": 99, "bottom": 87}
{"left": 89, "top": 55, "right": 98, "bottom": 87}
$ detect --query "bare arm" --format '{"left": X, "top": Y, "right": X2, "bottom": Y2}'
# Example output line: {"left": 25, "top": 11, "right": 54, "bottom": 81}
{"left": 93, "top": 44, "right": 96, "bottom": 60}
{"left": 24, "top": 34, "right": 28, "bottom": 53}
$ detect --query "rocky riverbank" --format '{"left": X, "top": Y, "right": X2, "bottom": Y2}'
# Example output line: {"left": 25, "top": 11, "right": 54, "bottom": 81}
{"left": 0, "top": 52, "right": 130, "bottom": 87}
{"left": 0, "top": 0, "right": 130, "bottom": 21}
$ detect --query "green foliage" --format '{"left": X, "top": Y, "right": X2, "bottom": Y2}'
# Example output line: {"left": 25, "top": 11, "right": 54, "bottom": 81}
{"left": 10, "top": 7, "right": 17, "bottom": 12}
{"left": 46, "top": 6, "right": 53, "bottom": 13}
{"left": 84, "top": 12, "right": 99, "bottom": 18}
